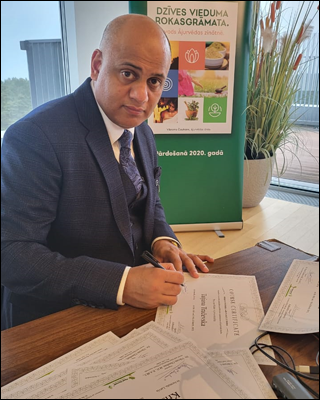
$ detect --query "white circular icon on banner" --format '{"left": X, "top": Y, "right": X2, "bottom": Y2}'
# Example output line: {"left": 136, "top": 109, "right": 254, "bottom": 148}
{"left": 163, "top": 77, "right": 173, "bottom": 92}
{"left": 208, "top": 103, "right": 222, "bottom": 118}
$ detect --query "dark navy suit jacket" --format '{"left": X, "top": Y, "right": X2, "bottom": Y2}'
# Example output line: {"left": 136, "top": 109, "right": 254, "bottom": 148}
{"left": 1, "top": 78, "right": 177, "bottom": 329}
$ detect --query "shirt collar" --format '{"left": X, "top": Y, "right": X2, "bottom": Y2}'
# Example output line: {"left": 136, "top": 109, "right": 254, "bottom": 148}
{"left": 90, "top": 80, "right": 134, "bottom": 145}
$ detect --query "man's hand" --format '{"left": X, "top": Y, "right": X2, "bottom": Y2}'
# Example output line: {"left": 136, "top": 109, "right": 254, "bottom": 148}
{"left": 152, "top": 240, "right": 214, "bottom": 278}
{"left": 122, "top": 264, "right": 184, "bottom": 309}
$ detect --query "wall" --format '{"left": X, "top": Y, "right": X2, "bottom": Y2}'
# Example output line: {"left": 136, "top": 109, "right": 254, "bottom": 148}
{"left": 64, "top": 1, "right": 129, "bottom": 91}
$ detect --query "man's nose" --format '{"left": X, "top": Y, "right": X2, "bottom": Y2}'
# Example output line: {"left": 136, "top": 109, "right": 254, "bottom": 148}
{"left": 129, "top": 81, "right": 148, "bottom": 103}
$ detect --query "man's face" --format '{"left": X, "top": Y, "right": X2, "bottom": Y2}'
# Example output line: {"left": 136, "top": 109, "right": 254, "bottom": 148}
{"left": 91, "top": 26, "right": 171, "bottom": 129}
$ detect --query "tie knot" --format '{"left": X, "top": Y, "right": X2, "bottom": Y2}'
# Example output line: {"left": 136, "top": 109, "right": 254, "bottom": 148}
{"left": 119, "top": 129, "right": 133, "bottom": 149}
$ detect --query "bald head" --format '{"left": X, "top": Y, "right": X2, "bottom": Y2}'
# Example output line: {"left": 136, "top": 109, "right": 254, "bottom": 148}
{"left": 99, "top": 14, "right": 171, "bottom": 55}
{"left": 91, "top": 13, "right": 172, "bottom": 129}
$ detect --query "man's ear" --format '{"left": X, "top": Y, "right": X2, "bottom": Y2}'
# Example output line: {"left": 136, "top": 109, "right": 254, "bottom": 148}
{"left": 90, "top": 49, "right": 102, "bottom": 80}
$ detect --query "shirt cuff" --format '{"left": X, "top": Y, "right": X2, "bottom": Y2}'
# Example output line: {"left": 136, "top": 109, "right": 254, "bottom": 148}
{"left": 116, "top": 266, "right": 131, "bottom": 306}
{"left": 151, "top": 236, "right": 181, "bottom": 250}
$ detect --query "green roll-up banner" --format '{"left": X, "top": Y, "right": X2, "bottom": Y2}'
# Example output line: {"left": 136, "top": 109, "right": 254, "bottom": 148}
{"left": 129, "top": 1, "right": 252, "bottom": 231}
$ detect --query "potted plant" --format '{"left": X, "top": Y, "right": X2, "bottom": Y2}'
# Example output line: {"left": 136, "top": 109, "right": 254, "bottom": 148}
{"left": 184, "top": 100, "right": 199, "bottom": 120}
{"left": 243, "top": 0, "right": 318, "bottom": 207}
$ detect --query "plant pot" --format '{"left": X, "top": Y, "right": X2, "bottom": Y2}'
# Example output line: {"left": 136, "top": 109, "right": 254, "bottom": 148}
{"left": 242, "top": 156, "right": 275, "bottom": 208}
{"left": 185, "top": 110, "right": 198, "bottom": 119}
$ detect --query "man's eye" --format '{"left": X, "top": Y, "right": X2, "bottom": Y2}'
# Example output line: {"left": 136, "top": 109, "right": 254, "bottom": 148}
{"left": 149, "top": 78, "right": 162, "bottom": 88}
{"left": 121, "top": 71, "right": 134, "bottom": 79}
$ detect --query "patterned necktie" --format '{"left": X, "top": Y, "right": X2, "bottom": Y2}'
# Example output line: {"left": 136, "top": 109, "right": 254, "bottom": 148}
{"left": 119, "top": 130, "right": 143, "bottom": 195}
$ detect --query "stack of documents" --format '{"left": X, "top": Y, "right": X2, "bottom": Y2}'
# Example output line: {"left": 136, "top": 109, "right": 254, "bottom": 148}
{"left": 2, "top": 261, "right": 317, "bottom": 398}
{"left": 259, "top": 260, "right": 319, "bottom": 334}
{"left": 1, "top": 321, "right": 276, "bottom": 399}
{"left": 2, "top": 271, "right": 283, "bottom": 399}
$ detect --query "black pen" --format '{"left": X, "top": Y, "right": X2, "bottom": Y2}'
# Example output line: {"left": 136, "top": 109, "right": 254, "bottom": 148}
{"left": 141, "top": 251, "right": 185, "bottom": 287}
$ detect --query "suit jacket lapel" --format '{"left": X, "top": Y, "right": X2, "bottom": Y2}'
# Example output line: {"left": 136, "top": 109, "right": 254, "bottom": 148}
{"left": 74, "top": 79, "right": 133, "bottom": 251}
{"left": 134, "top": 126, "right": 155, "bottom": 244}
{"left": 86, "top": 130, "right": 133, "bottom": 251}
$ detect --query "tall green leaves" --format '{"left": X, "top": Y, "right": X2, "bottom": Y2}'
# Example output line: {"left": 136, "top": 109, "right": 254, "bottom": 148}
{"left": 245, "top": 1, "right": 318, "bottom": 170}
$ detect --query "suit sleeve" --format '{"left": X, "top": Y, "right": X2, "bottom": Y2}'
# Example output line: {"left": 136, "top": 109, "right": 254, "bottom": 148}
{"left": 1, "top": 121, "right": 125, "bottom": 311}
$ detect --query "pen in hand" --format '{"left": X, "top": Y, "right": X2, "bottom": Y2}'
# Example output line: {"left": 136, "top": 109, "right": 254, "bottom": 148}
{"left": 141, "top": 251, "right": 185, "bottom": 287}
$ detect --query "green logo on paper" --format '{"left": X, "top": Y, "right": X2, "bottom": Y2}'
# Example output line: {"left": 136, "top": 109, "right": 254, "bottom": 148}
{"left": 105, "top": 373, "right": 135, "bottom": 389}
{"left": 203, "top": 97, "right": 227, "bottom": 123}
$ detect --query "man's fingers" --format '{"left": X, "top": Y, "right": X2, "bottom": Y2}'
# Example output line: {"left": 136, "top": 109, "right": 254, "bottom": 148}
{"left": 180, "top": 254, "right": 199, "bottom": 278}
{"left": 182, "top": 254, "right": 215, "bottom": 277}
{"left": 160, "top": 295, "right": 179, "bottom": 306}
{"left": 163, "top": 270, "right": 185, "bottom": 286}
{"left": 160, "top": 253, "right": 183, "bottom": 272}
{"left": 162, "top": 281, "right": 183, "bottom": 297}
{"left": 155, "top": 249, "right": 214, "bottom": 278}
{"left": 193, "top": 255, "right": 210, "bottom": 273}
{"left": 160, "top": 263, "right": 176, "bottom": 271}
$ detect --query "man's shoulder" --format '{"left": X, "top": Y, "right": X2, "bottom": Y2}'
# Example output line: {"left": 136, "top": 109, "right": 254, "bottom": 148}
{"left": 26, "top": 94, "right": 74, "bottom": 121}
{"left": 10, "top": 78, "right": 93, "bottom": 129}
{"left": 136, "top": 120, "right": 154, "bottom": 136}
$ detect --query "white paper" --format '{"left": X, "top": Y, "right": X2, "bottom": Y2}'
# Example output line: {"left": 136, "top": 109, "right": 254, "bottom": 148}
{"left": 1, "top": 332, "right": 120, "bottom": 399}
{"left": 156, "top": 274, "right": 271, "bottom": 354}
{"left": 59, "top": 340, "right": 255, "bottom": 399}
{"left": 67, "top": 329, "right": 180, "bottom": 390}
{"left": 121, "top": 320, "right": 188, "bottom": 342}
{"left": 207, "top": 348, "right": 276, "bottom": 399}
{"left": 2, "top": 330, "right": 174, "bottom": 399}
{"left": 259, "top": 260, "right": 319, "bottom": 333}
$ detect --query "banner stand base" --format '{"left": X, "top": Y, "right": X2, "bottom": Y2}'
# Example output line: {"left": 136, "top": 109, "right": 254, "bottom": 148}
{"left": 214, "top": 230, "right": 225, "bottom": 238}
{"left": 171, "top": 221, "right": 243, "bottom": 233}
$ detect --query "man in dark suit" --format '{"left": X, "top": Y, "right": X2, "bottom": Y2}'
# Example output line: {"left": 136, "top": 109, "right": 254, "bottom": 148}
{"left": 1, "top": 14, "right": 213, "bottom": 330}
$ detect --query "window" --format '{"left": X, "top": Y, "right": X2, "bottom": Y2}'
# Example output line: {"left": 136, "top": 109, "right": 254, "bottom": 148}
{"left": 267, "top": 1, "right": 319, "bottom": 193}
{"left": 1, "top": 1, "right": 64, "bottom": 141}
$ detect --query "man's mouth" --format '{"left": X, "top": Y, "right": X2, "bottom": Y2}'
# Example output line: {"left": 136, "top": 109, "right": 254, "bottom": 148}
{"left": 124, "top": 106, "right": 145, "bottom": 116}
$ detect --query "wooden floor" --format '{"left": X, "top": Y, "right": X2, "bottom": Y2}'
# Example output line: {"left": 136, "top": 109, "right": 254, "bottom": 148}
{"left": 175, "top": 197, "right": 319, "bottom": 259}
{"left": 273, "top": 126, "right": 319, "bottom": 184}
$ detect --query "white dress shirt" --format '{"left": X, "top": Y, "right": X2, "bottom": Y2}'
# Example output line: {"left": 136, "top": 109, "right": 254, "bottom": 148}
{"left": 90, "top": 82, "right": 180, "bottom": 306}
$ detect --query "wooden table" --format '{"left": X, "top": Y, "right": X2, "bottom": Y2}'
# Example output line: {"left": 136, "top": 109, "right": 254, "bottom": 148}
{"left": 176, "top": 197, "right": 319, "bottom": 260}
{"left": 1, "top": 240, "right": 318, "bottom": 395}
